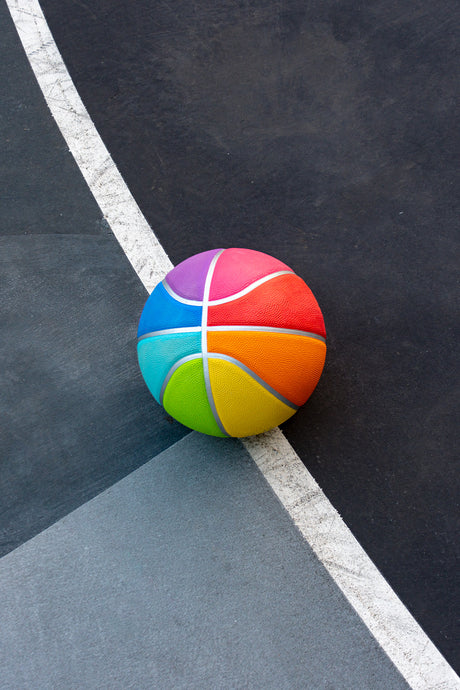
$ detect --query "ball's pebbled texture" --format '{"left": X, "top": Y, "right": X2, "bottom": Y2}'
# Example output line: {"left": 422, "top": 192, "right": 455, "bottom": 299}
{"left": 137, "top": 248, "right": 326, "bottom": 437}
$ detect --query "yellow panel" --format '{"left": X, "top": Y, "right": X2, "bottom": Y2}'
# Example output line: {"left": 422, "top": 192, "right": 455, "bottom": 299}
{"left": 208, "top": 357, "right": 297, "bottom": 437}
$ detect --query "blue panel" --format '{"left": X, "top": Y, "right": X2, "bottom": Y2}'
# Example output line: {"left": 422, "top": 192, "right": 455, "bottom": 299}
{"left": 137, "top": 282, "right": 202, "bottom": 337}
{"left": 137, "top": 331, "right": 202, "bottom": 402}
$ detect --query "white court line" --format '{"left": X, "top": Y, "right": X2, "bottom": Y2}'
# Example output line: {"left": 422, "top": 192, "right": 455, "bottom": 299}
{"left": 6, "top": 1, "right": 459, "bottom": 688}
{"left": 5, "top": 1, "right": 172, "bottom": 294}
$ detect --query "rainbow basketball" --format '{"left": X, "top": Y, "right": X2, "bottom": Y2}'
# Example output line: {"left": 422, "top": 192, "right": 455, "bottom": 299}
{"left": 137, "top": 248, "right": 326, "bottom": 437}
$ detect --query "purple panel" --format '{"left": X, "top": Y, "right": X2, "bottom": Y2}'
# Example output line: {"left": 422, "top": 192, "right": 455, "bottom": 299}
{"left": 165, "top": 248, "right": 223, "bottom": 301}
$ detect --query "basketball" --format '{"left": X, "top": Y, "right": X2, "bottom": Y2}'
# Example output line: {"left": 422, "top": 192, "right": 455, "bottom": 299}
{"left": 137, "top": 248, "right": 326, "bottom": 437}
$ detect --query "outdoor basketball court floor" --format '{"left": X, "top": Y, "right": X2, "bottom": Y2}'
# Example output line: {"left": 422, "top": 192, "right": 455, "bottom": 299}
{"left": 1, "top": 0, "right": 459, "bottom": 687}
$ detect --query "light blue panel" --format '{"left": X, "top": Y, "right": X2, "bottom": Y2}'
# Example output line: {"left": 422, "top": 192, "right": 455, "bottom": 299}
{"left": 137, "top": 332, "right": 202, "bottom": 403}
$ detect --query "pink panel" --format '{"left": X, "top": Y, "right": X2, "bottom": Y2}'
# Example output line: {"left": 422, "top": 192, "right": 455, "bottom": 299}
{"left": 209, "top": 248, "right": 293, "bottom": 300}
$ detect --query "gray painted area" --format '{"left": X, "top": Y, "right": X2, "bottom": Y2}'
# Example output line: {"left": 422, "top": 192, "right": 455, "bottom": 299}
{"left": 0, "top": 432, "right": 407, "bottom": 689}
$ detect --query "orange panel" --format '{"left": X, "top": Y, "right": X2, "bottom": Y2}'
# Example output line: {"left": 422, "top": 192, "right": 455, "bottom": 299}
{"left": 207, "top": 330, "right": 326, "bottom": 406}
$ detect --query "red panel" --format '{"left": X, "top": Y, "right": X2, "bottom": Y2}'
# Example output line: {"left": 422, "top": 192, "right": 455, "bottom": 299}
{"left": 208, "top": 273, "right": 326, "bottom": 337}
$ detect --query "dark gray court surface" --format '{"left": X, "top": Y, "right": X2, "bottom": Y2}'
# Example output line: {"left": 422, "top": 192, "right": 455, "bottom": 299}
{"left": 0, "top": 433, "right": 408, "bottom": 690}
{"left": 1, "top": 0, "right": 459, "bottom": 685}
{"left": 34, "top": 0, "right": 459, "bottom": 669}
{"left": 0, "top": 0, "right": 188, "bottom": 555}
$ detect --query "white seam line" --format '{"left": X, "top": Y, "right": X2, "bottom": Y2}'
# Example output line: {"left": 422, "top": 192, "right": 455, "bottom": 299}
{"left": 208, "top": 270, "right": 294, "bottom": 304}
{"left": 208, "top": 325, "right": 326, "bottom": 342}
{"left": 159, "top": 354, "right": 202, "bottom": 406}
{"left": 163, "top": 270, "right": 294, "bottom": 306}
{"left": 8, "top": 2, "right": 459, "bottom": 688}
{"left": 201, "top": 250, "right": 228, "bottom": 436}
{"left": 138, "top": 326, "right": 326, "bottom": 343}
{"left": 207, "top": 353, "right": 298, "bottom": 410}
{"left": 161, "top": 279, "right": 202, "bottom": 305}
{"left": 138, "top": 327, "right": 202, "bottom": 340}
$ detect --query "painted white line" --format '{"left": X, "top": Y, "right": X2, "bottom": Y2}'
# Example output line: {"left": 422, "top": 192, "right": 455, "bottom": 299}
{"left": 6, "top": 0, "right": 172, "bottom": 294}
{"left": 7, "top": 1, "right": 460, "bottom": 688}
{"left": 243, "top": 429, "right": 460, "bottom": 690}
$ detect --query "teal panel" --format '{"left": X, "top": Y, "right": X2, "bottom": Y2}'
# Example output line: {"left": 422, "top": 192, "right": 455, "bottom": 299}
{"left": 137, "top": 332, "right": 202, "bottom": 403}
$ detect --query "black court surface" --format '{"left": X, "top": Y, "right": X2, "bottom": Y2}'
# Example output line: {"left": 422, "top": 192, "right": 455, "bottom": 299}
{"left": 1, "top": 0, "right": 459, "bottom": 687}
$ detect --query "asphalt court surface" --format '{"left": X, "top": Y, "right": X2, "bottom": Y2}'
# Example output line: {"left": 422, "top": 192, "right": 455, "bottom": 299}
{"left": 1, "top": 0, "right": 459, "bottom": 684}
{"left": 0, "top": 433, "right": 410, "bottom": 689}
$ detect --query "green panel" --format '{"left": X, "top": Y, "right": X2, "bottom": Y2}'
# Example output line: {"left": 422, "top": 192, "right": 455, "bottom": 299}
{"left": 163, "top": 359, "right": 226, "bottom": 437}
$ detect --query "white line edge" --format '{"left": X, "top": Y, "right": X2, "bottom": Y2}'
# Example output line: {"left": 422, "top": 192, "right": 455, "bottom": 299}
{"left": 7, "top": 1, "right": 459, "bottom": 688}
{"left": 243, "top": 429, "right": 460, "bottom": 690}
{"left": 6, "top": 0, "right": 173, "bottom": 294}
